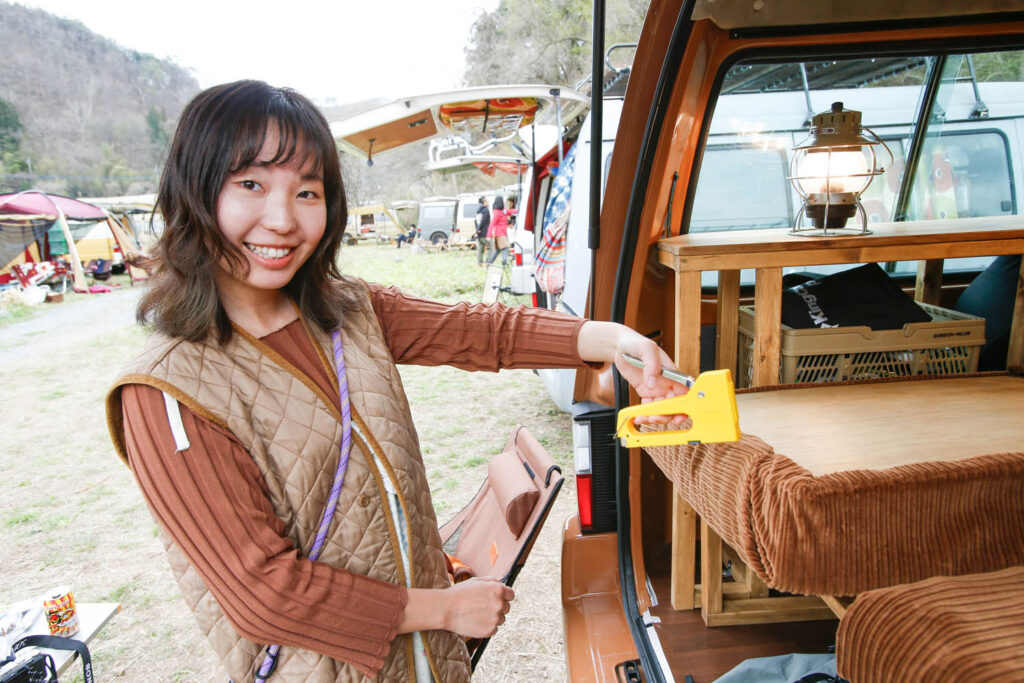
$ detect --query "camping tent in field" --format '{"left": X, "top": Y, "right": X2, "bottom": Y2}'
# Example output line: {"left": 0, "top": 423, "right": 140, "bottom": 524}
{"left": 0, "top": 191, "right": 148, "bottom": 292}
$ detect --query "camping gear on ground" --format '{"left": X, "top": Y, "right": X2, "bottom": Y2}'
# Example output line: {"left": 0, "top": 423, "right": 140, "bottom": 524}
{"left": 438, "top": 425, "right": 564, "bottom": 668}
{"left": 781, "top": 262, "right": 932, "bottom": 330}
{"left": 1, "top": 635, "right": 93, "bottom": 683}
{"left": 1, "top": 594, "right": 93, "bottom": 683}
{"left": 84, "top": 260, "right": 111, "bottom": 282}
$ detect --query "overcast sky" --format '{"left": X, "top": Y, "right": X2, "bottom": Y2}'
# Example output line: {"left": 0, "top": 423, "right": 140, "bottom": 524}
{"left": 15, "top": 0, "right": 500, "bottom": 105}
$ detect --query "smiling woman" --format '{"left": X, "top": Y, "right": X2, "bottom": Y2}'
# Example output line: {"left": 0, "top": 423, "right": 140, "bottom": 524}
{"left": 102, "top": 79, "right": 678, "bottom": 683}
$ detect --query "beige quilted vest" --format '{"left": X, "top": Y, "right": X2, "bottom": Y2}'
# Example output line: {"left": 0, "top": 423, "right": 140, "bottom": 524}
{"left": 107, "top": 297, "right": 471, "bottom": 683}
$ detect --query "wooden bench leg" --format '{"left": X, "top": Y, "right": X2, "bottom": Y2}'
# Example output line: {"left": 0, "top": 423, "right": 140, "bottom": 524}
{"left": 701, "top": 520, "right": 724, "bottom": 622}
{"left": 670, "top": 490, "right": 697, "bottom": 610}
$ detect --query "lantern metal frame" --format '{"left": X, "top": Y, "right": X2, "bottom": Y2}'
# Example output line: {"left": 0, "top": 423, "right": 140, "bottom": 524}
{"left": 789, "top": 102, "right": 893, "bottom": 237}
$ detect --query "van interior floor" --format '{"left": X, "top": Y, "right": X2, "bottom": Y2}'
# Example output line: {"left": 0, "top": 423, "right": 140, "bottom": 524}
{"left": 646, "top": 548, "right": 838, "bottom": 682}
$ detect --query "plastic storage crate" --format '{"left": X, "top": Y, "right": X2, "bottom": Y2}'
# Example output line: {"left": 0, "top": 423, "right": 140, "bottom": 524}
{"left": 737, "top": 302, "right": 985, "bottom": 388}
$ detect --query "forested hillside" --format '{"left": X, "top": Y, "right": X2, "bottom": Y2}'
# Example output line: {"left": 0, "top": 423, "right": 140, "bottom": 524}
{"left": 0, "top": 1, "right": 199, "bottom": 196}
{"left": 464, "top": 0, "right": 647, "bottom": 88}
{"left": 0, "top": 0, "right": 651, "bottom": 204}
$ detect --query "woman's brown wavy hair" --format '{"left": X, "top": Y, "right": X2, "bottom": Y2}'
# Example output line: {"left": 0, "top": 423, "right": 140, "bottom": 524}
{"left": 138, "top": 80, "right": 360, "bottom": 343}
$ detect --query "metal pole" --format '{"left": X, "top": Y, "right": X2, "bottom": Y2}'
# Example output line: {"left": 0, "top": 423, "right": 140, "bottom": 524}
{"left": 589, "top": 0, "right": 605, "bottom": 321}
{"left": 551, "top": 88, "right": 564, "bottom": 169}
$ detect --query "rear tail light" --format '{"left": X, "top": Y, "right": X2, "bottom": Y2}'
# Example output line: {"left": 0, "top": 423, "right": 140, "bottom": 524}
{"left": 530, "top": 292, "right": 538, "bottom": 308}
{"left": 576, "top": 474, "right": 594, "bottom": 528}
{"left": 514, "top": 247, "right": 523, "bottom": 266}
{"left": 572, "top": 406, "right": 618, "bottom": 534}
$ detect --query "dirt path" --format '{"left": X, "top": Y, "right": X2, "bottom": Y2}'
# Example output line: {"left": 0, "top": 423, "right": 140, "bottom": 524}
{"left": 0, "top": 289, "right": 576, "bottom": 682}
{"left": 0, "top": 287, "right": 142, "bottom": 363}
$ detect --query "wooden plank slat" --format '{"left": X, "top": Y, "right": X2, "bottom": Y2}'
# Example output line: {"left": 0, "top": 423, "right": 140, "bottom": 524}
{"left": 659, "top": 239, "right": 1024, "bottom": 271}
{"left": 752, "top": 268, "right": 782, "bottom": 386}
{"left": 1008, "top": 255, "right": 1024, "bottom": 367}
{"left": 716, "top": 269, "right": 741, "bottom": 374}
{"left": 915, "top": 258, "right": 944, "bottom": 304}
{"left": 700, "top": 521, "right": 724, "bottom": 623}
{"left": 670, "top": 491, "right": 698, "bottom": 611}
{"left": 821, "top": 595, "right": 854, "bottom": 619}
{"left": 675, "top": 270, "right": 702, "bottom": 376}
{"left": 703, "top": 597, "right": 835, "bottom": 627}
{"left": 658, "top": 216, "right": 1024, "bottom": 260}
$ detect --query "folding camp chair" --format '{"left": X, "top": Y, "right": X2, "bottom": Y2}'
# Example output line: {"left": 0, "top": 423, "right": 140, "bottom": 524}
{"left": 438, "top": 425, "right": 564, "bottom": 668}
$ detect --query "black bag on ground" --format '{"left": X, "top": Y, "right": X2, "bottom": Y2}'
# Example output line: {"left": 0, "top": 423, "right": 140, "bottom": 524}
{"left": 781, "top": 263, "right": 932, "bottom": 330}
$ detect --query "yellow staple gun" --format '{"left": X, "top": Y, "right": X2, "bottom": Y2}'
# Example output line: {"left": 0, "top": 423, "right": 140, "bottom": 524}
{"left": 616, "top": 353, "right": 741, "bottom": 447}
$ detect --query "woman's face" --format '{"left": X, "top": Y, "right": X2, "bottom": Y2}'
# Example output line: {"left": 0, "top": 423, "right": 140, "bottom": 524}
{"left": 214, "top": 126, "right": 326, "bottom": 300}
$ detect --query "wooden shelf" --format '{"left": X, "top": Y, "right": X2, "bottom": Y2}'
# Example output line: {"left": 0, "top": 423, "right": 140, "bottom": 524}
{"left": 653, "top": 215, "right": 1024, "bottom": 623}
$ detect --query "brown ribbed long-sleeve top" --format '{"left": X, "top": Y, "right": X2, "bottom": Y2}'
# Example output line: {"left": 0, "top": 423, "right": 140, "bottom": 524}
{"left": 121, "top": 283, "right": 587, "bottom": 679}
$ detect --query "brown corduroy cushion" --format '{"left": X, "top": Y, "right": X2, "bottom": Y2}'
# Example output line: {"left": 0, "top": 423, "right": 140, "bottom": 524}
{"left": 837, "top": 566, "right": 1024, "bottom": 682}
{"left": 644, "top": 435, "right": 1024, "bottom": 596}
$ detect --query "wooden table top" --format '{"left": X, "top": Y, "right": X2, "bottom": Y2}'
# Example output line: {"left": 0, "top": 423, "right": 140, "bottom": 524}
{"left": 735, "top": 375, "right": 1024, "bottom": 476}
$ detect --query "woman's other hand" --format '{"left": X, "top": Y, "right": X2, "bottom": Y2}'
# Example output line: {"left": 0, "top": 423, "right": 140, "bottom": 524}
{"left": 443, "top": 577, "right": 514, "bottom": 638}
{"left": 401, "top": 577, "right": 514, "bottom": 638}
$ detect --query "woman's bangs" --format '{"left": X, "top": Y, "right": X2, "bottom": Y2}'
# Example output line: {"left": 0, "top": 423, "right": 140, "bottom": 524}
{"left": 265, "top": 116, "right": 325, "bottom": 176}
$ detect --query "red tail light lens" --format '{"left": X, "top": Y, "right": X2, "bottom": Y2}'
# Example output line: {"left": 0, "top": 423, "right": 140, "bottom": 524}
{"left": 530, "top": 292, "right": 538, "bottom": 308}
{"left": 576, "top": 473, "right": 593, "bottom": 529}
{"left": 515, "top": 249, "right": 523, "bottom": 266}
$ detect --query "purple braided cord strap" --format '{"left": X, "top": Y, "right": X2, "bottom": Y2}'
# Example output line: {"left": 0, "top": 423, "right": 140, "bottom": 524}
{"left": 254, "top": 329, "right": 352, "bottom": 682}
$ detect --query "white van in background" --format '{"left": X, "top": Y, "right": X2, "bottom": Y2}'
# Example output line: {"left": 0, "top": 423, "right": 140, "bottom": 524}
{"left": 533, "top": 99, "right": 623, "bottom": 412}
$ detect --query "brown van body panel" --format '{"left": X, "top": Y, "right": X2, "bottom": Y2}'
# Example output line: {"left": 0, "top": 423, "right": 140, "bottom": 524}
{"left": 560, "top": 515, "right": 640, "bottom": 681}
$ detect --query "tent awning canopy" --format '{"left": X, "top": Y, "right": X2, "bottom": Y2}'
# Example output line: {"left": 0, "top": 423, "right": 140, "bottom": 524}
{"left": 0, "top": 192, "right": 107, "bottom": 222}
{"left": 331, "top": 84, "right": 589, "bottom": 161}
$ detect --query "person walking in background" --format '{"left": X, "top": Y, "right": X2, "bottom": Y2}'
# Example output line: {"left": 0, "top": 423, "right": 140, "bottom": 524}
{"left": 105, "top": 80, "right": 684, "bottom": 683}
{"left": 506, "top": 196, "right": 518, "bottom": 227}
{"left": 474, "top": 196, "right": 490, "bottom": 267}
{"left": 486, "top": 195, "right": 510, "bottom": 266}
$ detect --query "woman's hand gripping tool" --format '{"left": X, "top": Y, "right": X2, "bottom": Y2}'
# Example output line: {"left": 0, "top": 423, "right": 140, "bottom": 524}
{"left": 616, "top": 353, "right": 741, "bottom": 447}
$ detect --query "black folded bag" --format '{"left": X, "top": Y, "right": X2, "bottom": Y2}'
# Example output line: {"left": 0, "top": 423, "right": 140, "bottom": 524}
{"left": 781, "top": 263, "right": 933, "bottom": 330}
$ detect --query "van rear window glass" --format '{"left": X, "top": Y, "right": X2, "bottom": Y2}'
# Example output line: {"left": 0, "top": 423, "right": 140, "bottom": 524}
{"left": 688, "top": 49, "right": 1024, "bottom": 283}
{"left": 689, "top": 145, "right": 791, "bottom": 232}
{"left": 421, "top": 206, "right": 452, "bottom": 222}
